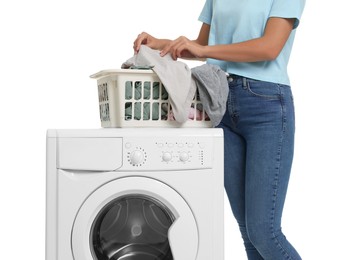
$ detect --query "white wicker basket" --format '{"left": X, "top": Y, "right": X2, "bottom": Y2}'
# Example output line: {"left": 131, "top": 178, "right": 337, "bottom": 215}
{"left": 91, "top": 69, "right": 211, "bottom": 128}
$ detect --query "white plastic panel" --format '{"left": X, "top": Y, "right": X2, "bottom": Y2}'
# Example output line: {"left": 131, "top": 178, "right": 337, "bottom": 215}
{"left": 57, "top": 138, "right": 122, "bottom": 171}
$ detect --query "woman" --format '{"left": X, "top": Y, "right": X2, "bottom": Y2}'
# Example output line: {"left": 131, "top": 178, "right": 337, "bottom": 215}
{"left": 133, "top": 0, "right": 305, "bottom": 259}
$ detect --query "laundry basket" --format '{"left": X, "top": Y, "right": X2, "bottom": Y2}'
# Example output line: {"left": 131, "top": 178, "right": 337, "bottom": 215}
{"left": 90, "top": 69, "right": 212, "bottom": 128}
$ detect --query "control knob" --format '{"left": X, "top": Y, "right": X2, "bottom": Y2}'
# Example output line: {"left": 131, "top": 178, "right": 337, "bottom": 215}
{"left": 130, "top": 150, "right": 144, "bottom": 165}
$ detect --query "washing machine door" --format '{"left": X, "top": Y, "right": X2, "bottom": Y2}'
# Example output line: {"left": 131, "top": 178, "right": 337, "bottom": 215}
{"left": 72, "top": 177, "right": 199, "bottom": 260}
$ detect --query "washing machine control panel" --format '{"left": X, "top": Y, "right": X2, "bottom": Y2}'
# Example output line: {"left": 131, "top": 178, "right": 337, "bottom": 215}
{"left": 122, "top": 136, "right": 214, "bottom": 170}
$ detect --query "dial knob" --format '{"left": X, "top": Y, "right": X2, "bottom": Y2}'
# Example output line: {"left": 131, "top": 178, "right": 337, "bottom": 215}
{"left": 130, "top": 150, "right": 144, "bottom": 165}
{"left": 179, "top": 152, "right": 189, "bottom": 162}
{"left": 162, "top": 152, "right": 172, "bottom": 162}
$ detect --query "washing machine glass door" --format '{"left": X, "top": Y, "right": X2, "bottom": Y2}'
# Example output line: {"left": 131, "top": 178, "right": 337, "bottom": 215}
{"left": 91, "top": 195, "right": 175, "bottom": 260}
{"left": 72, "top": 177, "right": 199, "bottom": 260}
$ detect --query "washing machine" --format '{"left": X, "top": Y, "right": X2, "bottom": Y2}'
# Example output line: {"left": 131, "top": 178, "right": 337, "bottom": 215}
{"left": 46, "top": 128, "right": 224, "bottom": 260}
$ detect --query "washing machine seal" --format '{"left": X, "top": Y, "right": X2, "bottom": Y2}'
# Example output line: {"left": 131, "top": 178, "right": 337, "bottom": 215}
{"left": 71, "top": 176, "right": 199, "bottom": 260}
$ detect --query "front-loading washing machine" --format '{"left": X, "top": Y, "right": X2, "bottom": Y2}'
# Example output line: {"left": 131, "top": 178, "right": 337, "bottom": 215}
{"left": 46, "top": 128, "right": 224, "bottom": 260}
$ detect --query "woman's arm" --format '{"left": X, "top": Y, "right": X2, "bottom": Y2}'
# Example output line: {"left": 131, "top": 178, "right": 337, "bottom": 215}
{"left": 133, "top": 23, "right": 210, "bottom": 57}
{"left": 194, "top": 23, "right": 210, "bottom": 46}
{"left": 161, "top": 17, "right": 295, "bottom": 62}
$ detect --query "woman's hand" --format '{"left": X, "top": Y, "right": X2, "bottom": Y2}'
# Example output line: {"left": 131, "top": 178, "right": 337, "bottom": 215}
{"left": 133, "top": 32, "right": 170, "bottom": 53}
{"left": 160, "top": 36, "right": 206, "bottom": 60}
{"left": 133, "top": 32, "right": 157, "bottom": 53}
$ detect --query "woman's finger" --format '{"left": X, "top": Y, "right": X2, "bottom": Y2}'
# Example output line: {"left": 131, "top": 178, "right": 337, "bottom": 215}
{"left": 133, "top": 32, "right": 148, "bottom": 52}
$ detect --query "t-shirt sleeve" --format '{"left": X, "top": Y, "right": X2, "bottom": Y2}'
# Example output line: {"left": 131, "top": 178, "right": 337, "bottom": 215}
{"left": 269, "top": 0, "right": 306, "bottom": 29}
{"left": 198, "top": 0, "right": 213, "bottom": 25}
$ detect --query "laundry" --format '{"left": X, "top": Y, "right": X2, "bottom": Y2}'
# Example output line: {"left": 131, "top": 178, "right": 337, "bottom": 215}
{"left": 125, "top": 81, "right": 163, "bottom": 100}
{"left": 122, "top": 45, "right": 196, "bottom": 123}
{"left": 125, "top": 102, "right": 170, "bottom": 121}
{"left": 124, "top": 81, "right": 170, "bottom": 120}
{"left": 191, "top": 64, "right": 229, "bottom": 127}
{"left": 188, "top": 106, "right": 209, "bottom": 121}
{"left": 122, "top": 46, "right": 229, "bottom": 126}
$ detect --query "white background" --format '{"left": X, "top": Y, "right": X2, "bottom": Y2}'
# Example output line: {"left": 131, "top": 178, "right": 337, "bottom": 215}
{"left": 1, "top": 0, "right": 348, "bottom": 259}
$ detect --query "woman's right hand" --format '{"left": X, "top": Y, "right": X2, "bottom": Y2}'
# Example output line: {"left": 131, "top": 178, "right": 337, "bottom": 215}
{"left": 133, "top": 32, "right": 160, "bottom": 53}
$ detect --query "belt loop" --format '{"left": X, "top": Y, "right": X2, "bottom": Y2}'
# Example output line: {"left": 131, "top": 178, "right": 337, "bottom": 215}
{"left": 242, "top": 77, "right": 247, "bottom": 89}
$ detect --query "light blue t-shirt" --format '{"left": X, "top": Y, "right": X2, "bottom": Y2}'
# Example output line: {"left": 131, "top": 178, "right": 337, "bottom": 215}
{"left": 199, "top": 0, "right": 305, "bottom": 85}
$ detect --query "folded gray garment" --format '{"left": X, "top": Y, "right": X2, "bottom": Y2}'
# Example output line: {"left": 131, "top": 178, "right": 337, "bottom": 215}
{"left": 191, "top": 64, "right": 229, "bottom": 127}
{"left": 122, "top": 45, "right": 196, "bottom": 123}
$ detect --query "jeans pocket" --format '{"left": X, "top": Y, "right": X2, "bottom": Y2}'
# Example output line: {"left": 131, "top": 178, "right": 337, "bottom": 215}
{"left": 246, "top": 80, "right": 281, "bottom": 100}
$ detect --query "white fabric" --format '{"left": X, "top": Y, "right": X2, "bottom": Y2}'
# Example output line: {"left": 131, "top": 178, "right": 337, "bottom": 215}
{"left": 123, "top": 45, "right": 196, "bottom": 123}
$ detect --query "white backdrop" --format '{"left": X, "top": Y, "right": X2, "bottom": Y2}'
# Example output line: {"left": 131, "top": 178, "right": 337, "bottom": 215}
{"left": 1, "top": 0, "right": 348, "bottom": 259}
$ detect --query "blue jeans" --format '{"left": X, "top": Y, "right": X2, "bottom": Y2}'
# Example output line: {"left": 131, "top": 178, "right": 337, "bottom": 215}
{"left": 218, "top": 75, "right": 301, "bottom": 260}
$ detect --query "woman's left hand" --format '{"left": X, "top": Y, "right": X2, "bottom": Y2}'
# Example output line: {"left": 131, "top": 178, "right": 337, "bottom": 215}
{"left": 160, "top": 36, "right": 205, "bottom": 60}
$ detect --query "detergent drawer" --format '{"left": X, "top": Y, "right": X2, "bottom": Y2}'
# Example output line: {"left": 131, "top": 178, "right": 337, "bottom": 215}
{"left": 57, "top": 137, "right": 122, "bottom": 171}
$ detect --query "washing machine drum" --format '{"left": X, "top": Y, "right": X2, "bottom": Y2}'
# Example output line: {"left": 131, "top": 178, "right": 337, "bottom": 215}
{"left": 91, "top": 195, "right": 175, "bottom": 260}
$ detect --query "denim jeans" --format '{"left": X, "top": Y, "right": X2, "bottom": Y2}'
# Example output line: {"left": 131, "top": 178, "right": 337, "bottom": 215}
{"left": 218, "top": 75, "right": 301, "bottom": 260}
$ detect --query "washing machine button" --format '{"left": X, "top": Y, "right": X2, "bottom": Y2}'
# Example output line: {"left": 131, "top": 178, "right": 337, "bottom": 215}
{"left": 179, "top": 152, "right": 189, "bottom": 162}
{"left": 162, "top": 152, "right": 172, "bottom": 162}
{"left": 187, "top": 142, "right": 194, "bottom": 148}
